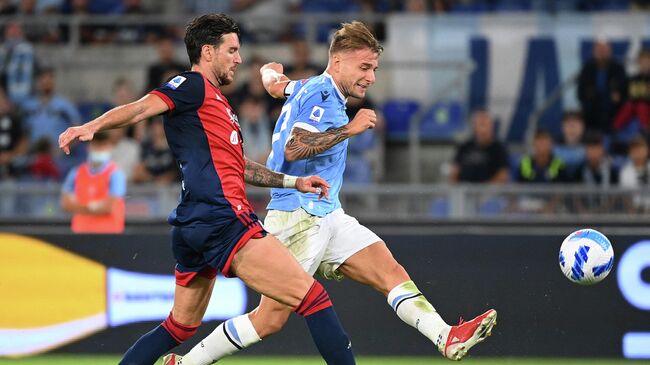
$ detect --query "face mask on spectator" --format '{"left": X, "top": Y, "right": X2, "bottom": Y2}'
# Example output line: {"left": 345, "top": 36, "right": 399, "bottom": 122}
{"left": 88, "top": 151, "right": 111, "bottom": 165}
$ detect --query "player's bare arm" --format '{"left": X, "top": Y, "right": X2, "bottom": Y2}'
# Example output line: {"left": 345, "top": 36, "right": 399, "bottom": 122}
{"left": 244, "top": 157, "right": 284, "bottom": 187}
{"left": 58, "top": 94, "right": 169, "bottom": 154}
{"left": 260, "top": 62, "right": 292, "bottom": 99}
{"left": 244, "top": 157, "right": 329, "bottom": 198}
{"left": 285, "top": 108, "right": 377, "bottom": 161}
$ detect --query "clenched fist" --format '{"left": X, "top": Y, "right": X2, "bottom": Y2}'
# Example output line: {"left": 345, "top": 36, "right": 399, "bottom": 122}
{"left": 345, "top": 108, "right": 376, "bottom": 136}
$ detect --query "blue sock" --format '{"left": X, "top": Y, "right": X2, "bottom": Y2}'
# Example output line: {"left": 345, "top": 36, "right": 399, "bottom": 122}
{"left": 304, "top": 307, "right": 356, "bottom": 365}
{"left": 294, "top": 281, "right": 355, "bottom": 365}
{"left": 119, "top": 325, "right": 179, "bottom": 365}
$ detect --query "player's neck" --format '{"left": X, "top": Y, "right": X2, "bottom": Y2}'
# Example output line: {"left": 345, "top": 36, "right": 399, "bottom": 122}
{"left": 324, "top": 67, "right": 348, "bottom": 99}
{"left": 191, "top": 64, "right": 220, "bottom": 89}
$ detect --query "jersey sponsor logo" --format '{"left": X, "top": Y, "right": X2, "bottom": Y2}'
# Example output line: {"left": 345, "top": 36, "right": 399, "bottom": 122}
{"left": 166, "top": 76, "right": 187, "bottom": 90}
{"left": 230, "top": 130, "right": 239, "bottom": 145}
{"left": 309, "top": 106, "right": 324, "bottom": 123}
{"left": 320, "top": 90, "right": 330, "bottom": 102}
{"left": 226, "top": 108, "right": 240, "bottom": 127}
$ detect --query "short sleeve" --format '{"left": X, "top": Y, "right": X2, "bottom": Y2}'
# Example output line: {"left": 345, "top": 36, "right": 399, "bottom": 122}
{"left": 62, "top": 167, "right": 78, "bottom": 194}
{"left": 293, "top": 92, "right": 338, "bottom": 133}
{"left": 149, "top": 72, "right": 205, "bottom": 114}
{"left": 109, "top": 169, "right": 127, "bottom": 197}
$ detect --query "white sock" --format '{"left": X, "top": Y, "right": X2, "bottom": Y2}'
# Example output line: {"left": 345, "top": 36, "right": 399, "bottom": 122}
{"left": 387, "top": 280, "right": 451, "bottom": 351}
{"left": 182, "top": 314, "right": 261, "bottom": 365}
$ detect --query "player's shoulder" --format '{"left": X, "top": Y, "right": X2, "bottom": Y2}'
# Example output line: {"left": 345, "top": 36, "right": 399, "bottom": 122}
{"left": 160, "top": 71, "right": 204, "bottom": 91}
{"left": 296, "top": 75, "right": 339, "bottom": 107}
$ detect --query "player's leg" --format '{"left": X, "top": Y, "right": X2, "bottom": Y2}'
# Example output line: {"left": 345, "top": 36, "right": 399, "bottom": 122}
{"left": 325, "top": 211, "right": 495, "bottom": 360}
{"left": 230, "top": 234, "right": 354, "bottom": 364}
{"left": 175, "top": 209, "right": 333, "bottom": 365}
{"left": 120, "top": 275, "right": 215, "bottom": 365}
{"left": 339, "top": 241, "right": 497, "bottom": 360}
{"left": 179, "top": 296, "right": 292, "bottom": 365}
{"left": 337, "top": 241, "right": 453, "bottom": 348}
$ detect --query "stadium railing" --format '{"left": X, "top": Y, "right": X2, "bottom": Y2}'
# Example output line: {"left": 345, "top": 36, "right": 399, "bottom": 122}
{"left": 2, "top": 181, "right": 649, "bottom": 223}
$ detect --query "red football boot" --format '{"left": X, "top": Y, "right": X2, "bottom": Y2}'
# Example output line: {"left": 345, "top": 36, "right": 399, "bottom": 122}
{"left": 442, "top": 309, "right": 497, "bottom": 361}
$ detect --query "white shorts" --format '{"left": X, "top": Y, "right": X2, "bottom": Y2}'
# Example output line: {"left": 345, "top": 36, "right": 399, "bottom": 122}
{"left": 264, "top": 208, "right": 382, "bottom": 280}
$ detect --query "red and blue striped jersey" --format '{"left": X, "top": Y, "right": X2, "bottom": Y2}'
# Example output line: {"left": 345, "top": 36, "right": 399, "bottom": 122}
{"left": 150, "top": 71, "right": 254, "bottom": 226}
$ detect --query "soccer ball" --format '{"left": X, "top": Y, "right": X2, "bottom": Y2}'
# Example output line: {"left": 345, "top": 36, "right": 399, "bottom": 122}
{"left": 559, "top": 229, "right": 614, "bottom": 285}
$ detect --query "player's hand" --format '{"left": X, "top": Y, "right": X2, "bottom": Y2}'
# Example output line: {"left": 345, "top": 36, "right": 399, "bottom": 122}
{"left": 58, "top": 125, "right": 95, "bottom": 155}
{"left": 260, "top": 62, "right": 284, "bottom": 76}
{"left": 296, "top": 175, "right": 330, "bottom": 200}
{"left": 346, "top": 108, "right": 376, "bottom": 136}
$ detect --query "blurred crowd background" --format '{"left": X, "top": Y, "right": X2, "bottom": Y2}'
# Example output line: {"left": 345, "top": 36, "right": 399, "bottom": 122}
{"left": 1, "top": 0, "right": 650, "bottom": 221}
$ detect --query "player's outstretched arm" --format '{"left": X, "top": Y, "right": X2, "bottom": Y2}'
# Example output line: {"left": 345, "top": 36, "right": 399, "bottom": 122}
{"left": 58, "top": 94, "right": 169, "bottom": 154}
{"left": 260, "top": 62, "right": 292, "bottom": 99}
{"left": 285, "top": 108, "right": 377, "bottom": 161}
{"left": 244, "top": 157, "right": 329, "bottom": 198}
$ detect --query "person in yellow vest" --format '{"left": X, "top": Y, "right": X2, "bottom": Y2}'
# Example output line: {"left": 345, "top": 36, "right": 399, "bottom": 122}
{"left": 516, "top": 129, "right": 570, "bottom": 183}
{"left": 60, "top": 131, "right": 126, "bottom": 233}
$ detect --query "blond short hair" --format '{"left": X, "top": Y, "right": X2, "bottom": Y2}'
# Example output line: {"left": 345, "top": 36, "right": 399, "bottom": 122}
{"left": 329, "top": 21, "right": 383, "bottom": 56}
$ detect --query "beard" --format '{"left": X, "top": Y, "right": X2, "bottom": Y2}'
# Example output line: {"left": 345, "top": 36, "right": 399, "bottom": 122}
{"left": 216, "top": 69, "right": 234, "bottom": 86}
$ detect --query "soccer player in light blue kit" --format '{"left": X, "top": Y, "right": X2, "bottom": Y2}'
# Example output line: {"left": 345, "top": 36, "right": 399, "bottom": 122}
{"left": 169, "top": 21, "right": 497, "bottom": 365}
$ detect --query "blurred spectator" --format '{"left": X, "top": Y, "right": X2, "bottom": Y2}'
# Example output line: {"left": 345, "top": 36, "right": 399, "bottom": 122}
{"left": 108, "top": 78, "right": 140, "bottom": 181}
{"left": 0, "top": 86, "right": 27, "bottom": 179}
{"left": 575, "top": 132, "right": 618, "bottom": 186}
{"left": 284, "top": 39, "right": 322, "bottom": 81}
{"left": 404, "top": 0, "right": 428, "bottom": 12}
{"left": 132, "top": 118, "right": 178, "bottom": 185}
{"left": 238, "top": 0, "right": 298, "bottom": 42}
{"left": 516, "top": 129, "right": 569, "bottom": 183}
{"left": 21, "top": 67, "right": 81, "bottom": 149}
{"left": 113, "top": 0, "right": 162, "bottom": 43}
{"left": 28, "top": 137, "right": 59, "bottom": 181}
{"left": 553, "top": 111, "right": 586, "bottom": 178}
{"left": 572, "top": 131, "right": 619, "bottom": 213}
{"left": 232, "top": 55, "right": 284, "bottom": 124}
{"left": 344, "top": 96, "right": 384, "bottom": 183}
{"left": 0, "top": 0, "right": 17, "bottom": 14}
{"left": 145, "top": 37, "right": 188, "bottom": 92}
{"left": 61, "top": 131, "right": 126, "bottom": 233}
{"left": 577, "top": 40, "right": 628, "bottom": 134}
{"left": 619, "top": 135, "right": 650, "bottom": 212}
{"left": 239, "top": 96, "right": 271, "bottom": 164}
{"left": 613, "top": 49, "right": 650, "bottom": 135}
{"left": 449, "top": 109, "right": 509, "bottom": 184}
{"left": 0, "top": 21, "right": 37, "bottom": 105}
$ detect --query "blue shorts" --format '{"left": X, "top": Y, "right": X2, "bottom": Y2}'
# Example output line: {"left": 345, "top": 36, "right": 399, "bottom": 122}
{"left": 171, "top": 212, "right": 266, "bottom": 286}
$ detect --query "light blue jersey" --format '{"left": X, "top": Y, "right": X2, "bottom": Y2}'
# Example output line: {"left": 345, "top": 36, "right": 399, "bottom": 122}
{"left": 267, "top": 72, "right": 348, "bottom": 217}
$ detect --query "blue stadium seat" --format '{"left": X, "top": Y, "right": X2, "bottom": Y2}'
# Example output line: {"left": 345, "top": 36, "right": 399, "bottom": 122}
{"left": 382, "top": 99, "right": 420, "bottom": 141}
{"left": 429, "top": 197, "right": 449, "bottom": 218}
{"left": 419, "top": 101, "right": 465, "bottom": 140}
{"left": 479, "top": 197, "right": 508, "bottom": 216}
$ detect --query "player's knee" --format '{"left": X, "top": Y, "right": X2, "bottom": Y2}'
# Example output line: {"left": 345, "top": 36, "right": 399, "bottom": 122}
{"left": 262, "top": 315, "right": 288, "bottom": 337}
{"left": 249, "top": 309, "right": 289, "bottom": 337}
{"left": 377, "top": 261, "right": 410, "bottom": 294}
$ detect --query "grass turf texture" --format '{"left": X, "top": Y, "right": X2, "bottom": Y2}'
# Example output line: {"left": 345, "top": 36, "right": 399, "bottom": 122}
{"left": 0, "top": 356, "right": 645, "bottom": 364}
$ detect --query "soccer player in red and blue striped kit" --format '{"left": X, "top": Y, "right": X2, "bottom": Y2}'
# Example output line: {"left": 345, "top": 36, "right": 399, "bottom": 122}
{"left": 58, "top": 13, "right": 355, "bottom": 365}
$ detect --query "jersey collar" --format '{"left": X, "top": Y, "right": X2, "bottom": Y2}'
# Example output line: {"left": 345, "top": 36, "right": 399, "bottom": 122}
{"left": 322, "top": 71, "right": 347, "bottom": 103}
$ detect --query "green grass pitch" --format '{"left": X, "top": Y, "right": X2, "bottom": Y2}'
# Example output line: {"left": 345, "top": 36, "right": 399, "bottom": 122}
{"left": 0, "top": 356, "right": 645, "bottom": 364}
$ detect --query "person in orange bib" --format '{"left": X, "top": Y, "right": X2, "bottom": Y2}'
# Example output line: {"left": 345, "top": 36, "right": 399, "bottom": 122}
{"left": 61, "top": 131, "right": 126, "bottom": 233}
